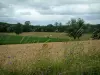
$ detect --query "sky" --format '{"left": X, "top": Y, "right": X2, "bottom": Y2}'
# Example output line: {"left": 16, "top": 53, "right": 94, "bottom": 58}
{"left": 0, "top": 0, "right": 100, "bottom": 25}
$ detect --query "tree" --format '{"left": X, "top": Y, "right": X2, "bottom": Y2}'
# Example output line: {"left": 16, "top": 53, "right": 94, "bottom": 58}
{"left": 46, "top": 24, "right": 54, "bottom": 32}
{"left": 67, "top": 18, "right": 85, "bottom": 39}
{"left": 0, "top": 22, "right": 9, "bottom": 32}
{"left": 14, "top": 23, "right": 23, "bottom": 35}
{"left": 7, "top": 25, "right": 15, "bottom": 32}
{"left": 54, "top": 22, "right": 58, "bottom": 26}
{"left": 23, "top": 21, "right": 31, "bottom": 32}
{"left": 92, "top": 28, "right": 100, "bottom": 39}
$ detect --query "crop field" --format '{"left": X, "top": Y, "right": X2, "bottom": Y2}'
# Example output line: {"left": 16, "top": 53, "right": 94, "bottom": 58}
{"left": 0, "top": 40, "right": 100, "bottom": 75}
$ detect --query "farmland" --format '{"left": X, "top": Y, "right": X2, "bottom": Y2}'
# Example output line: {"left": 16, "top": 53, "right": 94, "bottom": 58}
{"left": 0, "top": 32, "right": 100, "bottom": 75}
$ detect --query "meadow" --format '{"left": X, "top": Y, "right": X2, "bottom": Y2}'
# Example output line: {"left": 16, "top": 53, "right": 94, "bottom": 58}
{"left": 0, "top": 32, "right": 91, "bottom": 39}
{"left": 0, "top": 32, "right": 91, "bottom": 45}
{"left": 0, "top": 35, "right": 68, "bottom": 45}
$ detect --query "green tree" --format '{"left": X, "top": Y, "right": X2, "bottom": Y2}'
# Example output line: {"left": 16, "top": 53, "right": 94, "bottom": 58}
{"left": 23, "top": 21, "right": 31, "bottom": 32}
{"left": 92, "top": 28, "right": 100, "bottom": 39}
{"left": 67, "top": 18, "right": 85, "bottom": 39}
{"left": 0, "top": 22, "right": 9, "bottom": 32}
{"left": 7, "top": 25, "right": 15, "bottom": 32}
{"left": 14, "top": 23, "right": 23, "bottom": 35}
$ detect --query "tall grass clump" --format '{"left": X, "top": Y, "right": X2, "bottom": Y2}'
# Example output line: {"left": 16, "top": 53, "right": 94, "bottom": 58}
{"left": 63, "top": 40, "right": 100, "bottom": 75}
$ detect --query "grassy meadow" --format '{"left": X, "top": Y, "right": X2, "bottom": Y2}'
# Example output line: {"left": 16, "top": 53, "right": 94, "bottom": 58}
{"left": 0, "top": 35, "right": 68, "bottom": 45}
{"left": 0, "top": 32, "right": 91, "bottom": 39}
{"left": 0, "top": 40, "right": 100, "bottom": 75}
{"left": 0, "top": 32, "right": 91, "bottom": 45}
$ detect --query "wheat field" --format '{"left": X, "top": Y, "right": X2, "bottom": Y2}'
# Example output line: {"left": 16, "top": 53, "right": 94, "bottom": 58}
{"left": 0, "top": 40, "right": 100, "bottom": 75}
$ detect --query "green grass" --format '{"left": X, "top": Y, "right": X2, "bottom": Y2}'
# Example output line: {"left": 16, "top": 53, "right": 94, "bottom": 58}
{"left": 0, "top": 32, "right": 92, "bottom": 40}
{"left": 0, "top": 35, "right": 69, "bottom": 45}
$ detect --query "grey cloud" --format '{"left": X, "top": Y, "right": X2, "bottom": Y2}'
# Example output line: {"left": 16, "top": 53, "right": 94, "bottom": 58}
{"left": 37, "top": 4, "right": 100, "bottom": 15}
{"left": 1, "top": 0, "right": 100, "bottom": 9}
{"left": 0, "top": 2, "right": 7, "bottom": 9}
{"left": 19, "top": 12, "right": 32, "bottom": 15}
{"left": 0, "top": 17, "right": 17, "bottom": 23}
{"left": 0, "top": 0, "right": 100, "bottom": 24}
{"left": 83, "top": 14, "right": 100, "bottom": 20}
{"left": 0, "top": 2, "right": 15, "bottom": 17}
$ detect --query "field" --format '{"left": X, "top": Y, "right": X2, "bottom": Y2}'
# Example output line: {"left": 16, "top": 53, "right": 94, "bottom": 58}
{"left": 0, "top": 40, "right": 100, "bottom": 75}
{"left": 0, "top": 35, "right": 68, "bottom": 45}
{"left": 0, "top": 32, "right": 91, "bottom": 39}
{"left": 0, "top": 32, "right": 99, "bottom": 75}
{"left": 0, "top": 32, "right": 91, "bottom": 45}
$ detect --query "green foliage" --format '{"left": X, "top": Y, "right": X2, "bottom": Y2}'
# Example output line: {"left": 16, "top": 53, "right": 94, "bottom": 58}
{"left": 0, "top": 21, "right": 100, "bottom": 34}
{"left": 0, "top": 22, "right": 9, "bottom": 32}
{"left": 23, "top": 21, "right": 32, "bottom": 32}
{"left": 14, "top": 23, "right": 23, "bottom": 35}
{"left": 7, "top": 25, "right": 15, "bottom": 32}
{"left": 67, "top": 18, "right": 85, "bottom": 39}
{"left": 92, "top": 29, "right": 100, "bottom": 39}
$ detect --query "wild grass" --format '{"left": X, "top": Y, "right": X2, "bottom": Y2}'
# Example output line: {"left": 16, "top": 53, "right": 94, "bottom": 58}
{"left": 0, "top": 40, "right": 100, "bottom": 75}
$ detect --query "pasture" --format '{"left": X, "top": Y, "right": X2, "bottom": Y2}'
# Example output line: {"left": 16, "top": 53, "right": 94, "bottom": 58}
{"left": 0, "top": 32, "right": 91, "bottom": 45}
{"left": 0, "top": 35, "right": 68, "bottom": 45}
{"left": 0, "top": 40, "right": 100, "bottom": 75}
{"left": 0, "top": 32, "right": 91, "bottom": 39}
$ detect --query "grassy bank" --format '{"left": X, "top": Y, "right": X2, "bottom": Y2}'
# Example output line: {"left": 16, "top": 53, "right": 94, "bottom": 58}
{"left": 0, "top": 41, "right": 100, "bottom": 75}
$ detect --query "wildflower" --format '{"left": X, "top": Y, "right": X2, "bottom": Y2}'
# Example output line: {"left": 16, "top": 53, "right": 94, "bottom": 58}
{"left": 7, "top": 56, "right": 11, "bottom": 58}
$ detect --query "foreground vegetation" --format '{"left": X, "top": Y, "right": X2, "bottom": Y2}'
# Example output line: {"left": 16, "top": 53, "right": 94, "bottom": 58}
{"left": 0, "top": 40, "right": 100, "bottom": 75}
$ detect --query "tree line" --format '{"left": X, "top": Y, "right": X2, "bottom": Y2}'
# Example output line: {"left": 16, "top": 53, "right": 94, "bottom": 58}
{"left": 0, "top": 21, "right": 67, "bottom": 33}
{"left": 0, "top": 18, "right": 100, "bottom": 39}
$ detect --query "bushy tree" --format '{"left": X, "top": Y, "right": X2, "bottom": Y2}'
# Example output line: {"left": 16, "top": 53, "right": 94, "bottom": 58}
{"left": 0, "top": 22, "right": 9, "bottom": 32}
{"left": 7, "top": 25, "right": 15, "bottom": 32}
{"left": 92, "top": 28, "right": 100, "bottom": 39}
{"left": 14, "top": 23, "right": 23, "bottom": 35}
{"left": 23, "top": 21, "right": 32, "bottom": 32}
{"left": 67, "top": 18, "right": 85, "bottom": 39}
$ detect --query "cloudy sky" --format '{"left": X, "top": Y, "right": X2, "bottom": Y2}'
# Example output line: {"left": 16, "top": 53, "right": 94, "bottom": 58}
{"left": 0, "top": 0, "right": 100, "bottom": 25}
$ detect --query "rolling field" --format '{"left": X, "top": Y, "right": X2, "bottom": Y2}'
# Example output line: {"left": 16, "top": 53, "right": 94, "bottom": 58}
{"left": 0, "top": 40, "right": 100, "bottom": 75}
